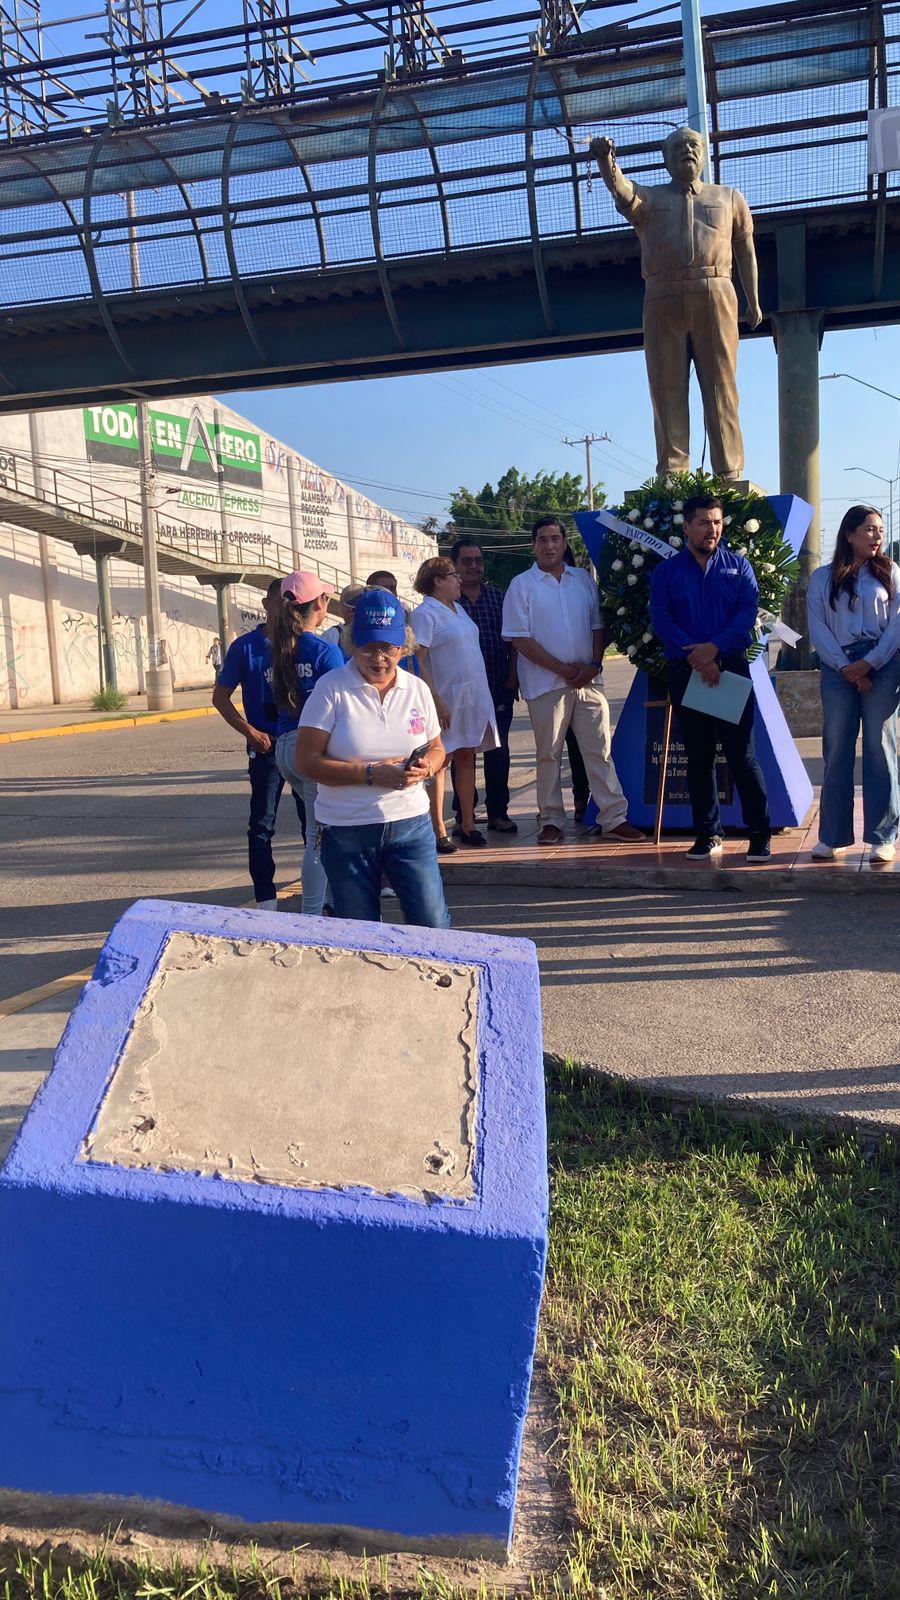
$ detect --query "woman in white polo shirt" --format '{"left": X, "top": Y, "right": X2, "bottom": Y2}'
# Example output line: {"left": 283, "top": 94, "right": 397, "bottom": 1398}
{"left": 295, "top": 588, "right": 450, "bottom": 927}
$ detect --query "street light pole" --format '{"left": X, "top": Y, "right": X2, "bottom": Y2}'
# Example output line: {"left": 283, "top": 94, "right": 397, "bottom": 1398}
{"left": 128, "top": 189, "right": 173, "bottom": 711}
{"left": 681, "top": 0, "right": 711, "bottom": 178}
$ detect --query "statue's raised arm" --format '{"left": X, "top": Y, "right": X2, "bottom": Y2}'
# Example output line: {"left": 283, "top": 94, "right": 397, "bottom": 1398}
{"left": 589, "top": 126, "right": 764, "bottom": 482}
{"left": 589, "top": 136, "right": 638, "bottom": 215}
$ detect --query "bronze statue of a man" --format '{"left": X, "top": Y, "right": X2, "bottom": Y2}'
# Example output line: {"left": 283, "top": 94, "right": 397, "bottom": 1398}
{"left": 590, "top": 127, "right": 762, "bottom": 482}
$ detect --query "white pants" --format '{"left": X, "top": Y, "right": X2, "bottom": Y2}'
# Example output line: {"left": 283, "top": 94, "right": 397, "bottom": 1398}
{"left": 526, "top": 682, "right": 627, "bottom": 830}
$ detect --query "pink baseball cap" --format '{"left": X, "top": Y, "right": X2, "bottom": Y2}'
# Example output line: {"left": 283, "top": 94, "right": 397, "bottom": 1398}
{"left": 280, "top": 570, "right": 334, "bottom": 604}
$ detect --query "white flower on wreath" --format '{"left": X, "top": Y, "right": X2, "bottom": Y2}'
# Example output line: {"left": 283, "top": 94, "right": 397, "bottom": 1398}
{"left": 673, "top": 513, "right": 684, "bottom": 525}
{"left": 632, "top": 554, "right": 645, "bottom": 568}
{"left": 627, "top": 573, "right": 638, "bottom": 586}
{"left": 611, "top": 559, "right": 624, "bottom": 572}
{"left": 643, "top": 516, "right": 655, "bottom": 529}
{"left": 723, "top": 515, "right": 733, "bottom": 526}
{"left": 669, "top": 536, "right": 683, "bottom": 548}
{"left": 672, "top": 499, "right": 684, "bottom": 511}
{"left": 627, "top": 508, "right": 640, "bottom": 523}
{"left": 763, "top": 562, "right": 776, "bottom": 573}
{"left": 616, "top": 606, "right": 627, "bottom": 616}
{"left": 735, "top": 546, "right": 748, "bottom": 556}
{"left": 629, "top": 540, "right": 641, "bottom": 551}
{"left": 642, "top": 631, "right": 653, "bottom": 643}
{"left": 626, "top": 645, "right": 637, "bottom": 656}
{"left": 744, "top": 518, "right": 760, "bottom": 534}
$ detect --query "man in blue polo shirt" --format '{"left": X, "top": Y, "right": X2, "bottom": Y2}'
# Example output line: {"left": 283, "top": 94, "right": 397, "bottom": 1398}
{"left": 649, "top": 492, "right": 771, "bottom": 862}
{"left": 212, "top": 577, "right": 304, "bottom": 909}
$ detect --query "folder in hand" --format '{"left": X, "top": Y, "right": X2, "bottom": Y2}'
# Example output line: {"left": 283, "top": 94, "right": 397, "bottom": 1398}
{"left": 681, "top": 668, "right": 753, "bottom": 725}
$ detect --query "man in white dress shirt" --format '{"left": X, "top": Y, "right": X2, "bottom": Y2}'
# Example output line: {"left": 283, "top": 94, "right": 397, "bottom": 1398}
{"left": 502, "top": 517, "right": 644, "bottom": 846}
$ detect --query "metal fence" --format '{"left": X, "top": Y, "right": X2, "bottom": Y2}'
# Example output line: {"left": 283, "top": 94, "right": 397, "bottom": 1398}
{"left": 0, "top": 0, "right": 893, "bottom": 319}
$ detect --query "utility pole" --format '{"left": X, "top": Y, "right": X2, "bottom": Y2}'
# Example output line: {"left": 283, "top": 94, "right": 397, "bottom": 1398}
{"left": 563, "top": 432, "right": 609, "bottom": 511}
{"left": 137, "top": 403, "right": 173, "bottom": 711}
{"left": 126, "top": 187, "right": 172, "bottom": 710}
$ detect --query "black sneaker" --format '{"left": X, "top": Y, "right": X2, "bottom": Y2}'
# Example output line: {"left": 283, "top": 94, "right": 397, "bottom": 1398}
{"left": 746, "top": 833, "right": 772, "bottom": 862}
{"left": 685, "top": 836, "right": 724, "bottom": 859}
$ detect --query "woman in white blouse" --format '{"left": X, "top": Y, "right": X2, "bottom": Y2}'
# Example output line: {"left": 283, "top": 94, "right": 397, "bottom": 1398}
{"left": 412, "top": 556, "right": 499, "bottom": 850}
{"left": 807, "top": 505, "right": 900, "bottom": 863}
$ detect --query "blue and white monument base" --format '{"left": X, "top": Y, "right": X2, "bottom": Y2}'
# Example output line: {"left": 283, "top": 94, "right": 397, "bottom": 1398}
{"left": 0, "top": 899, "right": 548, "bottom": 1558}
{"left": 576, "top": 493, "right": 815, "bottom": 831}
{"left": 610, "top": 656, "right": 814, "bottom": 830}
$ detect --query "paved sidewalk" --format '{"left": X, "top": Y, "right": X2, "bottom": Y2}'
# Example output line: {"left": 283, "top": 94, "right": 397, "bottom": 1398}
{"left": 439, "top": 780, "right": 900, "bottom": 893}
{"left": 0, "top": 686, "right": 218, "bottom": 740}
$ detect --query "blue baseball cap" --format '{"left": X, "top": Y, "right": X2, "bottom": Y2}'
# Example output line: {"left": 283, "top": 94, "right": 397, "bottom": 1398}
{"left": 352, "top": 586, "right": 407, "bottom": 646}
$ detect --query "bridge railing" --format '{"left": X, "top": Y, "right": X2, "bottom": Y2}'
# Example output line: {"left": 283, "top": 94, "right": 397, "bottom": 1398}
{"left": 0, "top": 442, "right": 357, "bottom": 593}
{"left": 0, "top": 0, "right": 892, "bottom": 330}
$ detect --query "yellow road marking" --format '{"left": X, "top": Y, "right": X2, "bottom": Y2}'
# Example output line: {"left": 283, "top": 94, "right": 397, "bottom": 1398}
{"left": 0, "top": 706, "right": 220, "bottom": 744}
{"left": 0, "top": 969, "right": 95, "bottom": 1021}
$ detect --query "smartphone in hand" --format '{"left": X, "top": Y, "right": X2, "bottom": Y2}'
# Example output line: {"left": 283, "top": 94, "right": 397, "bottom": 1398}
{"left": 404, "top": 742, "right": 430, "bottom": 771}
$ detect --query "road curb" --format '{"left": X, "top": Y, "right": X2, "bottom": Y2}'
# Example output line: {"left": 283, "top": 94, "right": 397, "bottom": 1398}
{"left": 439, "top": 858, "right": 900, "bottom": 895}
{"left": 0, "top": 706, "right": 219, "bottom": 744}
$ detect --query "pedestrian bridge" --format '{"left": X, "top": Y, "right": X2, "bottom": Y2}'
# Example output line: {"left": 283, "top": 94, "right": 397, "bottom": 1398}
{"left": 0, "top": 0, "right": 895, "bottom": 410}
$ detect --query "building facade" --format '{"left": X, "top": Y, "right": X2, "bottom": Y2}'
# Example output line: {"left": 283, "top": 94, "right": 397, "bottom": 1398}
{"left": 0, "top": 395, "right": 435, "bottom": 708}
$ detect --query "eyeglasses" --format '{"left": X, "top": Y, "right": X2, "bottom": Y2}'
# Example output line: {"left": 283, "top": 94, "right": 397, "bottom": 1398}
{"left": 357, "top": 645, "right": 399, "bottom": 661}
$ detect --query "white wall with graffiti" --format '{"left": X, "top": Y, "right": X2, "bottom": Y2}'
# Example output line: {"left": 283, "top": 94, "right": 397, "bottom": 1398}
{"left": 0, "top": 396, "right": 435, "bottom": 709}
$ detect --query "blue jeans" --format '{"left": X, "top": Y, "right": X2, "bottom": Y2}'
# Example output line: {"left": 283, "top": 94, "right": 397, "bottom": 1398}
{"left": 247, "top": 747, "right": 305, "bottom": 903}
{"left": 819, "top": 651, "right": 900, "bottom": 847}
{"left": 321, "top": 812, "right": 451, "bottom": 928}
{"left": 274, "top": 731, "right": 330, "bottom": 916}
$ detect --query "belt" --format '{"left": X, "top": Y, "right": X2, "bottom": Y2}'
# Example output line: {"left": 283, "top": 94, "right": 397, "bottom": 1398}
{"left": 644, "top": 266, "right": 728, "bottom": 286}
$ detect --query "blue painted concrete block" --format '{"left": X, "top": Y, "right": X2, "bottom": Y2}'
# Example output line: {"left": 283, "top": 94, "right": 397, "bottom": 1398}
{"left": 0, "top": 900, "right": 547, "bottom": 1557}
{"left": 609, "top": 657, "right": 814, "bottom": 829}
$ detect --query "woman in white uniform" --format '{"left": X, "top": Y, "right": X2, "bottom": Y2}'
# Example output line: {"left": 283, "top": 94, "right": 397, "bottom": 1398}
{"left": 412, "top": 556, "right": 499, "bottom": 850}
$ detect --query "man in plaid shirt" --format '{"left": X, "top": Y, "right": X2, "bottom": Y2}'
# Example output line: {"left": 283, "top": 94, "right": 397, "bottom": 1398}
{"left": 451, "top": 536, "right": 519, "bottom": 833}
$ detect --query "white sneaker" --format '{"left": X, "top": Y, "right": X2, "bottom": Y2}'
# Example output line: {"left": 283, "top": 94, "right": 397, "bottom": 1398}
{"left": 870, "top": 842, "right": 896, "bottom": 863}
{"left": 255, "top": 897, "right": 277, "bottom": 911}
{"left": 810, "top": 842, "right": 846, "bottom": 860}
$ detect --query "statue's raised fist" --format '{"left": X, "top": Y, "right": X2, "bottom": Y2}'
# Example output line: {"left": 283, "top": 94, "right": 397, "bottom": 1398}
{"left": 589, "top": 135, "right": 615, "bottom": 163}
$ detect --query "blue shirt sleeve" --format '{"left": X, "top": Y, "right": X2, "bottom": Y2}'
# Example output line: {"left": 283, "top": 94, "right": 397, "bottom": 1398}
{"left": 316, "top": 640, "right": 345, "bottom": 679}
{"left": 864, "top": 563, "right": 900, "bottom": 669}
{"left": 805, "top": 568, "right": 847, "bottom": 672}
{"left": 710, "top": 558, "right": 759, "bottom": 655}
{"left": 217, "top": 635, "right": 246, "bottom": 691}
{"left": 649, "top": 561, "right": 696, "bottom": 656}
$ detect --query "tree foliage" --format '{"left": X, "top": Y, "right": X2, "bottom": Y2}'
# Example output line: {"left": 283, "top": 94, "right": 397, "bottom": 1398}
{"left": 430, "top": 466, "right": 604, "bottom": 589}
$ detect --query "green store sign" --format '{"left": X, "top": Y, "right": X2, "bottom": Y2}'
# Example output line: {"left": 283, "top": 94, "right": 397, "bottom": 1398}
{"left": 83, "top": 403, "right": 262, "bottom": 490}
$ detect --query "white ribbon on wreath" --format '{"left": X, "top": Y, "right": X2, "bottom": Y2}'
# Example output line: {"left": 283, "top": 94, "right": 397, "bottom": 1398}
{"left": 591, "top": 510, "right": 802, "bottom": 650}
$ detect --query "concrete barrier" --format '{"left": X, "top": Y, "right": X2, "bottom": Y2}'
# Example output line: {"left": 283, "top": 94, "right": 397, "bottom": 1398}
{"left": 0, "top": 899, "right": 547, "bottom": 1558}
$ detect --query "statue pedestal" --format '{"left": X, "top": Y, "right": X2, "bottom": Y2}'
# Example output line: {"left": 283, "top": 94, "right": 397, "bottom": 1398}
{"left": 774, "top": 669, "right": 823, "bottom": 738}
{"left": 578, "top": 490, "right": 816, "bottom": 832}
{"left": 607, "top": 659, "right": 814, "bottom": 830}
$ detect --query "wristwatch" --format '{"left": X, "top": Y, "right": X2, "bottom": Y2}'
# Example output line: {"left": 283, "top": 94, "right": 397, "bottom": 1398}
{"left": 365, "top": 762, "right": 374, "bottom": 786}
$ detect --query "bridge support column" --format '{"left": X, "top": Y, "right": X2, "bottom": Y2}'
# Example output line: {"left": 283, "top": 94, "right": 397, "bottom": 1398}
{"left": 773, "top": 309, "right": 824, "bottom": 669}
{"left": 95, "top": 554, "right": 118, "bottom": 693}
{"left": 771, "top": 224, "right": 824, "bottom": 672}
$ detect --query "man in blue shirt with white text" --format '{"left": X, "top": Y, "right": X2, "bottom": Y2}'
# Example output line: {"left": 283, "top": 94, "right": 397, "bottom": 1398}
{"left": 649, "top": 493, "right": 771, "bottom": 862}
{"left": 212, "top": 577, "right": 305, "bottom": 909}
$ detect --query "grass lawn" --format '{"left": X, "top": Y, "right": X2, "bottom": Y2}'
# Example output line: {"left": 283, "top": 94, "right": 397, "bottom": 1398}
{"left": 5, "top": 1064, "right": 900, "bottom": 1599}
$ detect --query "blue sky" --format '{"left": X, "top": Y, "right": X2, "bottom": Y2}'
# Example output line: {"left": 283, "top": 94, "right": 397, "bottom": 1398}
{"left": 227, "top": 323, "right": 900, "bottom": 562}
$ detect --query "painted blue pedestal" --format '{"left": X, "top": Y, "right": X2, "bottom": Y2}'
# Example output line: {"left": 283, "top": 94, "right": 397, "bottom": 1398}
{"left": 577, "top": 494, "right": 815, "bottom": 831}
{"left": 609, "top": 656, "right": 813, "bottom": 830}
{"left": 0, "top": 899, "right": 547, "bottom": 1558}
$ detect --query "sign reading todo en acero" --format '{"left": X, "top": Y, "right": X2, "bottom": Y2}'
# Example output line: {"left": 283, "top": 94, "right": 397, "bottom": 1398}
{"left": 83, "top": 403, "right": 263, "bottom": 518}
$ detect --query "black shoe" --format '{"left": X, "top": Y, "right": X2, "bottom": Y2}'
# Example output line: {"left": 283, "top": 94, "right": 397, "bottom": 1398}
{"left": 487, "top": 815, "right": 518, "bottom": 834}
{"left": 436, "top": 834, "right": 458, "bottom": 855}
{"left": 685, "top": 836, "right": 724, "bottom": 859}
{"left": 459, "top": 828, "right": 487, "bottom": 848}
{"left": 746, "top": 833, "right": 772, "bottom": 862}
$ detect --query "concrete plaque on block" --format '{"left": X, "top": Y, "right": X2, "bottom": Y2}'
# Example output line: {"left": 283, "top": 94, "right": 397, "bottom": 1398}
{"left": 0, "top": 900, "right": 547, "bottom": 1559}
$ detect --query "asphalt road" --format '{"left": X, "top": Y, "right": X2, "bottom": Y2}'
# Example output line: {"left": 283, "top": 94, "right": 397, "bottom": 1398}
{"left": 3, "top": 655, "right": 900, "bottom": 1132}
